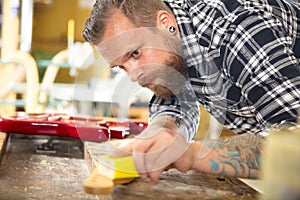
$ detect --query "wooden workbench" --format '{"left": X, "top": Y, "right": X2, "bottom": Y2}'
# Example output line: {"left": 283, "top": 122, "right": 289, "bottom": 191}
{"left": 0, "top": 134, "right": 96, "bottom": 199}
{"left": 84, "top": 140, "right": 259, "bottom": 200}
{"left": 0, "top": 132, "right": 8, "bottom": 164}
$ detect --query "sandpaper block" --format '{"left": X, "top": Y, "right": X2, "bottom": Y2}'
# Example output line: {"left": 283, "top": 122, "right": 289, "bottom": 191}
{"left": 84, "top": 155, "right": 139, "bottom": 195}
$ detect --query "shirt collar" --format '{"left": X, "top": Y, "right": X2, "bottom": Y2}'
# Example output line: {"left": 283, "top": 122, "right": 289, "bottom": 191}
{"left": 163, "top": 0, "right": 205, "bottom": 68}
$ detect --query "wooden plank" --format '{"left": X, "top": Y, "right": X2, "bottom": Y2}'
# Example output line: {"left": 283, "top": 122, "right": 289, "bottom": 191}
{"left": 84, "top": 140, "right": 259, "bottom": 199}
{"left": 0, "top": 132, "right": 8, "bottom": 165}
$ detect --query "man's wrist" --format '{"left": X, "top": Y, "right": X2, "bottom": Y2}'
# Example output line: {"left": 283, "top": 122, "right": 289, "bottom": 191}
{"left": 150, "top": 115, "right": 179, "bottom": 132}
{"left": 190, "top": 141, "right": 209, "bottom": 171}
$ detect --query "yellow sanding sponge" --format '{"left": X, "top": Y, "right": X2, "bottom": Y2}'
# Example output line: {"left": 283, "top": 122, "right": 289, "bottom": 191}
{"left": 97, "top": 155, "right": 140, "bottom": 180}
{"left": 84, "top": 155, "right": 139, "bottom": 195}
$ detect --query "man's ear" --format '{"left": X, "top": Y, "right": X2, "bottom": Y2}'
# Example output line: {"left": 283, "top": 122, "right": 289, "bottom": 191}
{"left": 156, "top": 10, "right": 176, "bottom": 30}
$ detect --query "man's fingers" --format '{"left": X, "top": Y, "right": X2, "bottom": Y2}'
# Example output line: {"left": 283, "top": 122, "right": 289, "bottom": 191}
{"left": 131, "top": 137, "right": 156, "bottom": 177}
{"left": 108, "top": 128, "right": 190, "bottom": 184}
{"left": 148, "top": 169, "right": 164, "bottom": 185}
{"left": 108, "top": 147, "right": 131, "bottom": 157}
{"left": 146, "top": 133, "right": 189, "bottom": 173}
{"left": 108, "top": 139, "right": 134, "bottom": 157}
{"left": 132, "top": 152, "right": 147, "bottom": 178}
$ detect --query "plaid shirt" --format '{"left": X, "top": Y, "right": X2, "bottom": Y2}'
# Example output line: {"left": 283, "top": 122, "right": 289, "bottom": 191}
{"left": 149, "top": 0, "right": 300, "bottom": 140}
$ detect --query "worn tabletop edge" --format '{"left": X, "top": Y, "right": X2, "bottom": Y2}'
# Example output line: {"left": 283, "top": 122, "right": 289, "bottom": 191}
{"left": 0, "top": 132, "right": 8, "bottom": 165}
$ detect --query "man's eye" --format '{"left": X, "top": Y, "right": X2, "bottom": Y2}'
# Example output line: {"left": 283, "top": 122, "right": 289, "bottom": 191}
{"left": 132, "top": 49, "right": 141, "bottom": 58}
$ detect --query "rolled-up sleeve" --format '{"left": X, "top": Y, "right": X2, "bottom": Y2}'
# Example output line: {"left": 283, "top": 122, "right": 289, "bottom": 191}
{"left": 148, "top": 82, "right": 200, "bottom": 141}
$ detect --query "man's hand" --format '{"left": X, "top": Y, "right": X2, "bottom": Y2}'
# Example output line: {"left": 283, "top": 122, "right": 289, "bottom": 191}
{"left": 111, "top": 120, "right": 195, "bottom": 184}
{"left": 111, "top": 126, "right": 264, "bottom": 182}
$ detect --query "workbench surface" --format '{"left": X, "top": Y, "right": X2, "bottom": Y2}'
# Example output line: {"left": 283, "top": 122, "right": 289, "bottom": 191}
{"left": 0, "top": 135, "right": 96, "bottom": 200}
{"left": 85, "top": 141, "right": 259, "bottom": 200}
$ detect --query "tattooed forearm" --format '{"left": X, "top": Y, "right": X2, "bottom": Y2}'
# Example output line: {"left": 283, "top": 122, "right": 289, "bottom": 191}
{"left": 198, "top": 134, "right": 264, "bottom": 179}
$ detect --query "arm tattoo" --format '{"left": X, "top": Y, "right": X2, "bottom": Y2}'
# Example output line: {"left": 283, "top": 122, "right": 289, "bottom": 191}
{"left": 206, "top": 134, "right": 264, "bottom": 179}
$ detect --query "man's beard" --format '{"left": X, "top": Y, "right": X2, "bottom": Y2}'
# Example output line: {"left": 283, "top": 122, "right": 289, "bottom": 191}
{"left": 139, "top": 53, "right": 188, "bottom": 99}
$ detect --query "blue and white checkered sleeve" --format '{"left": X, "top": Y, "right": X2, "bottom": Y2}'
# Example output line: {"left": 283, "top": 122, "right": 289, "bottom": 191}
{"left": 148, "top": 83, "right": 200, "bottom": 141}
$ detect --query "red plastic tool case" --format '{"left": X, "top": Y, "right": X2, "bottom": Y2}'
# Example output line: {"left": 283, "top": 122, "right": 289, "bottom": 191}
{"left": 0, "top": 112, "right": 147, "bottom": 142}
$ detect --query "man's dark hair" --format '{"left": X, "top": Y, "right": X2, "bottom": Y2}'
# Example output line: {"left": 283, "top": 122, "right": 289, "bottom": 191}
{"left": 82, "top": 0, "right": 172, "bottom": 45}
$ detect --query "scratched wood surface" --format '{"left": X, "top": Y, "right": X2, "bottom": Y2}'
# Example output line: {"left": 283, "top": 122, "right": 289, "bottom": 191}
{"left": 0, "top": 135, "right": 96, "bottom": 200}
{"left": 84, "top": 140, "right": 259, "bottom": 200}
{"left": 0, "top": 132, "right": 7, "bottom": 164}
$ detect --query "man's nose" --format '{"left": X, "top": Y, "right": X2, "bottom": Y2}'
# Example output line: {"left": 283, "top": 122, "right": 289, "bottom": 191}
{"left": 127, "top": 67, "right": 144, "bottom": 82}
